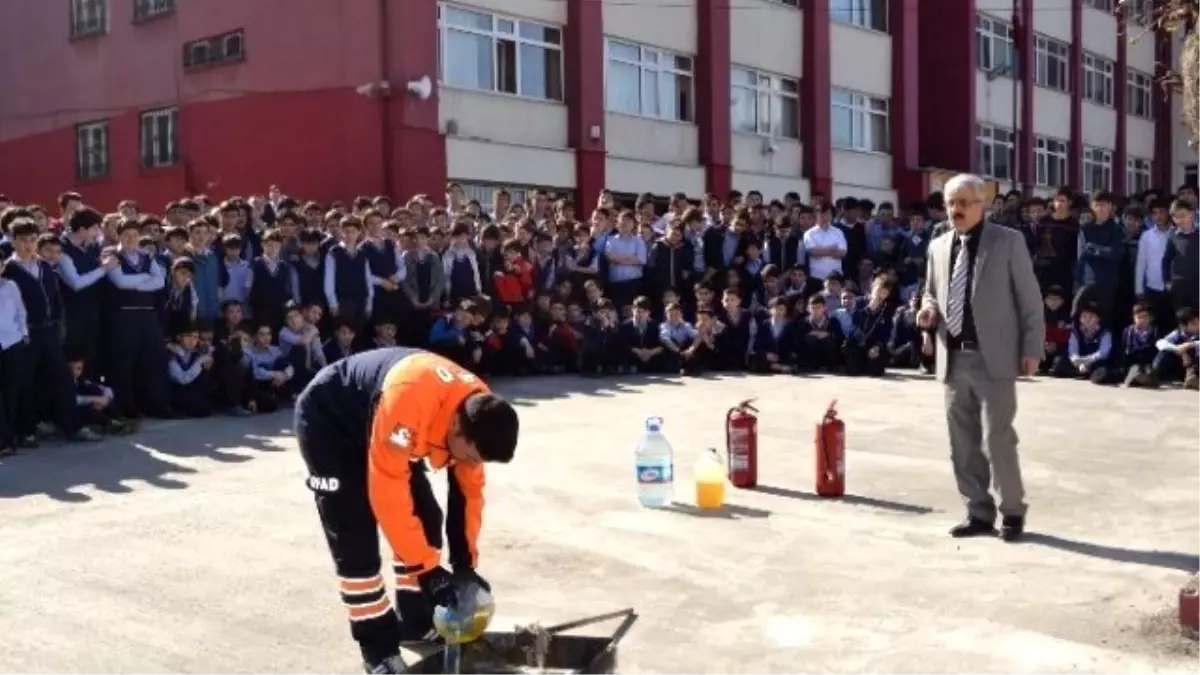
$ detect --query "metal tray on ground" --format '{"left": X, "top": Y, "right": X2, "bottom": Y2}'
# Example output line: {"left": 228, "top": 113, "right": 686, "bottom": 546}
{"left": 401, "top": 608, "right": 637, "bottom": 674}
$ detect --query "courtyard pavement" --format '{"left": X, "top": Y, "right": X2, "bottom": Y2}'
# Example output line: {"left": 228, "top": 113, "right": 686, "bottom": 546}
{"left": 0, "top": 372, "right": 1197, "bottom": 673}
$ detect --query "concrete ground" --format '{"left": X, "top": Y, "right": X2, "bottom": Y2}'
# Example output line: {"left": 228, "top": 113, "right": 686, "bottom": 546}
{"left": 0, "top": 372, "right": 1197, "bottom": 674}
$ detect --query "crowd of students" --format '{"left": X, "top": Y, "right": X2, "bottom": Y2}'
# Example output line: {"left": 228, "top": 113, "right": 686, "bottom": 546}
{"left": 0, "top": 179, "right": 1195, "bottom": 457}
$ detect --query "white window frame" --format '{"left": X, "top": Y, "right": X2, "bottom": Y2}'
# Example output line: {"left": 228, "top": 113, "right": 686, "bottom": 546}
{"left": 604, "top": 39, "right": 695, "bottom": 123}
{"left": 1126, "top": 157, "right": 1153, "bottom": 195}
{"left": 770, "top": 0, "right": 801, "bottom": 6}
{"left": 976, "top": 14, "right": 1016, "bottom": 76}
{"left": 70, "top": 0, "right": 108, "bottom": 38}
{"left": 1082, "top": 146, "right": 1114, "bottom": 193}
{"left": 133, "top": 0, "right": 174, "bottom": 20}
{"left": 76, "top": 121, "right": 109, "bottom": 181}
{"left": 730, "top": 66, "right": 800, "bottom": 139}
{"left": 830, "top": 0, "right": 889, "bottom": 33}
{"left": 1083, "top": 0, "right": 1115, "bottom": 12}
{"left": 141, "top": 107, "right": 179, "bottom": 169}
{"left": 436, "top": 3, "right": 564, "bottom": 103}
{"left": 976, "top": 124, "right": 1015, "bottom": 181}
{"left": 1126, "top": 69, "right": 1154, "bottom": 119}
{"left": 1034, "top": 34, "right": 1070, "bottom": 93}
{"left": 1034, "top": 135, "right": 1068, "bottom": 187}
{"left": 1082, "top": 52, "right": 1115, "bottom": 107}
{"left": 830, "top": 88, "right": 890, "bottom": 154}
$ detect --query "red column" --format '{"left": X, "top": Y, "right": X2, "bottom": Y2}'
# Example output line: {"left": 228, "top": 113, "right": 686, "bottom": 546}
{"left": 802, "top": 0, "right": 832, "bottom": 198}
{"left": 1018, "top": 0, "right": 1035, "bottom": 195}
{"left": 384, "top": 0, "right": 445, "bottom": 200}
{"left": 889, "top": 0, "right": 921, "bottom": 202}
{"left": 916, "top": 0, "right": 976, "bottom": 173}
{"left": 1152, "top": 28, "right": 1174, "bottom": 190}
{"left": 566, "top": 0, "right": 606, "bottom": 207}
{"left": 1113, "top": 11, "right": 1128, "bottom": 194}
{"left": 696, "top": 0, "right": 732, "bottom": 197}
{"left": 1068, "top": 0, "right": 1083, "bottom": 189}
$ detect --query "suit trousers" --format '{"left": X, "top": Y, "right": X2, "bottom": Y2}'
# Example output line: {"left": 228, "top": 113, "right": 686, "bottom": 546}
{"left": 944, "top": 350, "right": 1027, "bottom": 522}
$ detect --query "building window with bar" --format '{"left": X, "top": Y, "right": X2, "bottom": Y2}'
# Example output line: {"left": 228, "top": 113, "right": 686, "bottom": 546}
{"left": 731, "top": 67, "right": 799, "bottom": 139}
{"left": 141, "top": 108, "right": 179, "bottom": 168}
{"left": 76, "top": 121, "right": 109, "bottom": 180}
{"left": 606, "top": 39, "right": 694, "bottom": 123}
{"left": 438, "top": 4, "right": 564, "bottom": 102}
{"left": 1034, "top": 136, "right": 1068, "bottom": 187}
{"left": 976, "top": 124, "right": 1015, "bottom": 181}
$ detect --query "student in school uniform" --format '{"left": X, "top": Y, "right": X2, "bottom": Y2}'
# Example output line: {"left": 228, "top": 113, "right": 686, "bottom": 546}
{"left": 620, "top": 296, "right": 666, "bottom": 373}
{"left": 278, "top": 302, "right": 328, "bottom": 390}
{"left": 751, "top": 297, "right": 797, "bottom": 374}
{"left": 483, "top": 306, "right": 536, "bottom": 376}
{"left": 369, "top": 222, "right": 408, "bottom": 339}
{"left": 1150, "top": 307, "right": 1200, "bottom": 389}
{"left": 167, "top": 324, "right": 217, "bottom": 418}
{"left": 323, "top": 216, "right": 375, "bottom": 339}
{"left": 243, "top": 323, "right": 295, "bottom": 413}
{"left": 579, "top": 299, "right": 623, "bottom": 376}
{"left": 292, "top": 228, "right": 328, "bottom": 311}
{"left": 538, "top": 300, "right": 582, "bottom": 373}
{"left": 844, "top": 278, "right": 894, "bottom": 377}
{"left": 428, "top": 300, "right": 482, "bottom": 368}
{"left": 1119, "top": 303, "right": 1161, "bottom": 387}
{"left": 195, "top": 321, "right": 252, "bottom": 416}
{"left": 796, "top": 294, "right": 844, "bottom": 372}
{"left": 0, "top": 273, "right": 26, "bottom": 455}
{"left": 1040, "top": 285, "right": 1072, "bottom": 373}
{"left": 218, "top": 233, "right": 253, "bottom": 307}
{"left": 57, "top": 207, "right": 115, "bottom": 379}
{"left": 658, "top": 301, "right": 700, "bottom": 374}
{"left": 186, "top": 217, "right": 222, "bottom": 323}
{"left": 401, "top": 225, "right": 447, "bottom": 343}
{"left": 66, "top": 356, "right": 132, "bottom": 436}
{"left": 716, "top": 287, "right": 754, "bottom": 371}
{"left": 442, "top": 220, "right": 482, "bottom": 305}
{"left": 248, "top": 228, "right": 296, "bottom": 335}
{"left": 1052, "top": 303, "right": 1114, "bottom": 383}
{"left": 322, "top": 321, "right": 358, "bottom": 365}
{"left": 163, "top": 257, "right": 198, "bottom": 338}
{"left": 887, "top": 295, "right": 927, "bottom": 369}
{"left": 3, "top": 219, "right": 102, "bottom": 443}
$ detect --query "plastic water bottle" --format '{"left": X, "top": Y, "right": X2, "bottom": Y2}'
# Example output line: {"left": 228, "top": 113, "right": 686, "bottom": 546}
{"left": 635, "top": 416, "right": 674, "bottom": 508}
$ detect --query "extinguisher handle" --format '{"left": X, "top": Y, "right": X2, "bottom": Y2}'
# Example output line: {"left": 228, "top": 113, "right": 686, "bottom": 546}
{"left": 824, "top": 399, "right": 838, "bottom": 420}
{"left": 738, "top": 398, "right": 759, "bottom": 414}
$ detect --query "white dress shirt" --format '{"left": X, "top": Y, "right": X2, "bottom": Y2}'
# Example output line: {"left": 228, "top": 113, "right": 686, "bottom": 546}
{"left": 1135, "top": 225, "right": 1174, "bottom": 295}
{"left": 0, "top": 279, "right": 28, "bottom": 349}
{"left": 802, "top": 225, "right": 848, "bottom": 280}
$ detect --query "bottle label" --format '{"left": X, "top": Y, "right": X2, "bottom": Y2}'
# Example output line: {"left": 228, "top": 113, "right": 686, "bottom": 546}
{"left": 636, "top": 462, "right": 673, "bottom": 484}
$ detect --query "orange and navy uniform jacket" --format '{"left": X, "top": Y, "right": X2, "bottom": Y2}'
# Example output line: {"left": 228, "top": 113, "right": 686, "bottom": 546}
{"left": 367, "top": 351, "right": 488, "bottom": 577}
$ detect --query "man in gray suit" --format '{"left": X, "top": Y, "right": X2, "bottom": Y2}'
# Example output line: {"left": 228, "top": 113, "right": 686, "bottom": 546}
{"left": 918, "top": 174, "right": 1045, "bottom": 542}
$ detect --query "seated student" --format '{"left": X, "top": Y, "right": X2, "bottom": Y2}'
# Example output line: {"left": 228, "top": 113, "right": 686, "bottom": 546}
{"left": 565, "top": 301, "right": 588, "bottom": 335}
{"left": 687, "top": 308, "right": 720, "bottom": 375}
{"left": 658, "top": 301, "right": 700, "bottom": 374}
{"left": 693, "top": 282, "right": 719, "bottom": 319}
{"left": 845, "top": 279, "right": 894, "bottom": 377}
{"left": 371, "top": 317, "right": 400, "bottom": 350}
{"left": 887, "top": 294, "right": 927, "bottom": 369}
{"left": 1151, "top": 307, "right": 1200, "bottom": 389}
{"left": 820, "top": 271, "right": 846, "bottom": 308}
{"left": 163, "top": 257, "right": 198, "bottom": 338}
{"left": 428, "top": 300, "right": 482, "bottom": 369}
{"left": 1120, "top": 303, "right": 1160, "bottom": 387}
{"left": 483, "top": 306, "right": 536, "bottom": 376}
{"left": 831, "top": 288, "right": 859, "bottom": 341}
{"left": 215, "top": 299, "right": 246, "bottom": 344}
{"left": 243, "top": 322, "right": 295, "bottom": 413}
{"left": 554, "top": 278, "right": 576, "bottom": 311}
{"left": 167, "top": 324, "right": 217, "bottom": 418}
{"left": 580, "top": 299, "right": 624, "bottom": 376}
{"left": 322, "top": 321, "right": 358, "bottom": 365}
{"left": 198, "top": 321, "right": 252, "bottom": 416}
{"left": 660, "top": 288, "right": 681, "bottom": 322}
{"left": 581, "top": 278, "right": 605, "bottom": 316}
{"left": 1041, "top": 285, "right": 1072, "bottom": 373}
{"left": 538, "top": 300, "right": 582, "bottom": 373}
{"left": 796, "top": 294, "right": 844, "bottom": 372}
{"left": 278, "top": 302, "right": 327, "bottom": 390}
{"left": 1052, "top": 303, "right": 1114, "bottom": 383}
{"left": 715, "top": 287, "right": 754, "bottom": 371}
{"left": 531, "top": 293, "right": 554, "bottom": 337}
{"left": 783, "top": 264, "right": 814, "bottom": 298}
{"left": 755, "top": 264, "right": 787, "bottom": 313}
{"left": 751, "top": 297, "right": 797, "bottom": 374}
{"left": 67, "top": 356, "right": 133, "bottom": 436}
{"left": 620, "top": 296, "right": 666, "bottom": 373}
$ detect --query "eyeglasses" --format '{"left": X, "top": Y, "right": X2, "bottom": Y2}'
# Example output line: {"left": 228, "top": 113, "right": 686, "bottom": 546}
{"left": 946, "top": 198, "right": 983, "bottom": 208}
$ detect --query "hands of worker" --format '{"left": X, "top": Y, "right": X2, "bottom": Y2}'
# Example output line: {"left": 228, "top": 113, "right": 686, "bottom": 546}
{"left": 419, "top": 566, "right": 459, "bottom": 610}
{"left": 916, "top": 306, "right": 938, "bottom": 329}
{"left": 453, "top": 567, "right": 492, "bottom": 594}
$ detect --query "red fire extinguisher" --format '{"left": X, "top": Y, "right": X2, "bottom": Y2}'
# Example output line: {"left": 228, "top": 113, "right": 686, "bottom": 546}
{"left": 725, "top": 399, "right": 758, "bottom": 489}
{"left": 815, "top": 400, "right": 845, "bottom": 497}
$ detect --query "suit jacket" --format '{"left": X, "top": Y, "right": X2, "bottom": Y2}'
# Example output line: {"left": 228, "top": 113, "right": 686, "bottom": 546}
{"left": 921, "top": 221, "right": 1044, "bottom": 382}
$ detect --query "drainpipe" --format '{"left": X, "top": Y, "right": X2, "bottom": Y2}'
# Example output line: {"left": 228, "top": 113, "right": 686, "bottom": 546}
{"left": 377, "top": 0, "right": 394, "bottom": 197}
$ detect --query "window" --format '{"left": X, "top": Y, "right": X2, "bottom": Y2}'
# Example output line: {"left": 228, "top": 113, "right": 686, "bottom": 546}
{"left": 1186, "top": 164, "right": 1199, "bottom": 188}
{"left": 1082, "top": 146, "right": 1113, "bottom": 193}
{"left": 976, "top": 14, "right": 1015, "bottom": 75}
{"left": 730, "top": 67, "right": 799, "bottom": 139}
{"left": 140, "top": 108, "right": 179, "bottom": 169}
{"left": 133, "top": 0, "right": 174, "bottom": 20}
{"left": 830, "top": 89, "right": 889, "bottom": 153}
{"left": 770, "top": 0, "right": 800, "bottom": 6}
{"left": 1083, "top": 0, "right": 1114, "bottom": 12}
{"left": 70, "top": 0, "right": 108, "bottom": 38}
{"left": 437, "top": 5, "right": 563, "bottom": 102}
{"left": 1126, "top": 70, "right": 1153, "bottom": 119}
{"left": 830, "top": 0, "right": 888, "bottom": 33}
{"left": 184, "top": 30, "right": 245, "bottom": 69}
{"left": 76, "top": 121, "right": 109, "bottom": 181}
{"left": 1034, "top": 136, "right": 1068, "bottom": 187}
{"left": 1034, "top": 35, "right": 1070, "bottom": 92}
{"left": 1082, "top": 53, "right": 1114, "bottom": 107}
{"left": 976, "top": 124, "right": 1015, "bottom": 180}
{"left": 1125, "top": 0, "right": 1152, "bottom": 24}
{"left": 1127, "top": 158, "right": 1153, "bottom": 195}
{"left": 606, "top": 39, "right": 694, "bottom": 122}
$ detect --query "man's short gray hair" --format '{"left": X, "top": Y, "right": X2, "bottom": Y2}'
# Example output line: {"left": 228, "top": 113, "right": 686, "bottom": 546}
{"left": 943, "top": 173, "right": 987, "bottom": 199}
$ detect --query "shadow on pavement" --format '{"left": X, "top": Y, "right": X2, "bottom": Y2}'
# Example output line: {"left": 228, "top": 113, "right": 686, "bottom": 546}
{"left": 660, "top": 503, "right": 772, "bottom": 519}
{"left": 494, "top": 373, "right": 691, "bottom": 407}
{"left": 1022, "top": 533, "right": 1200, "bottom": 573}
{"left": 752, "top": 484, "right": 935, "bottom": 515}
{"left": 0, "top": 413, "right": 291, "bottom": 503}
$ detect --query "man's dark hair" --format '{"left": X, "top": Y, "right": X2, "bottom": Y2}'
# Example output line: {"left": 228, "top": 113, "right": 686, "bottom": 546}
{"left": 68, "top": 207, "right": 104, "bottom": 232}
{"left": 58, "top": 191, "right": 83, "bottom": 209}
{"left": 1176, "top": 307, "right": 1197, "bottom": 326}
{"left": 459, "top": 393, "right": 518, "bottom": 463}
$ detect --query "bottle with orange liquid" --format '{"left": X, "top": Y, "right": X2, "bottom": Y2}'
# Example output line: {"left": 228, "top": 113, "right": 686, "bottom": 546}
{"left": 694, "top": 447, "right": 727, "bottom": 509}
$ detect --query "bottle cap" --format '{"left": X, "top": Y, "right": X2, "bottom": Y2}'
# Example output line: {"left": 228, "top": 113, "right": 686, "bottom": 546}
{"left": 645, "top": 416, "right": 663, "bottom": 432}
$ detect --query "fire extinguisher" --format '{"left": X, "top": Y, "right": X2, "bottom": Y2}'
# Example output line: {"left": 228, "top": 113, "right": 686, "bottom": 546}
{"left": 815, "top": 400, "right": 845, "bottom": 497}
{"left": 725, "top": 399, "right": 758, "bottom": 489}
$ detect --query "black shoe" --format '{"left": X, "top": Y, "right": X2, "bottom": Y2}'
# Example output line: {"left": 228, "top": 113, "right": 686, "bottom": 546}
{"left": 1000, "top": 515, "right": 1025, "bottom": 542}
{"left": 949, "top": 516, "right": 997, "bottom": 538}
{"left": 365, "top": 655, "right": 406, "bottom": 674}
{"left": 16, "top": 435, "right": 39, "bottom": 449}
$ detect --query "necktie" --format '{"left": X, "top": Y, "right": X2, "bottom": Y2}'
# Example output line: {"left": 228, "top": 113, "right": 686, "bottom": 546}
{"left": 945, "top": 235, "right": 971, "bottom": 337}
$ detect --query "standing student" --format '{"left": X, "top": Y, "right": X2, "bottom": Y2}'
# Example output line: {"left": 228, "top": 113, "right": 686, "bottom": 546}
{"left": 187, "top": 217, "right": 222, "bottom": 322}
{"left": 2, "top": 219, "right": 101, "bottom": 443}
{"left": 1135, "top": 199, "right": 1176, "bottom": 334}
{"left": 106, "top": 219, "right": 173, "bottom": 420}
{"left": 0, "top": 274, "right": 26, "bottom": 455}
{"left": 248, "top": 228, "right": 296, "bottom": 335}
{"left": 324, "top": 216, "right": 375, "bottom": 337}
{"left": 57, "top": 207, "right": 114, "bottom": 379}
{"left": 1162, "top": 199, "right": 1199, "bottom": 316}
{"left": 442, "top": 221, "right": 482, "bottom": 305}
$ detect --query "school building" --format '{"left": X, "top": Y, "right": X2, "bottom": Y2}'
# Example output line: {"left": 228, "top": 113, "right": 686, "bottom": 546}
{"left": 0, "top": 0, "right": 1195, "bottom": 210}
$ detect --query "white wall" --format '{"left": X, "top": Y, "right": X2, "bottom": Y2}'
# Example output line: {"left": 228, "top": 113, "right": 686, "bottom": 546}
{"left": 1172, "top": 92, "right": 1198, "bottom": 188}
{"left": 1032, "top": 0, "right": 1072, "bottom": 42}
{"left": 830, "top": 23, "right": 891, "bottom": 97}
{"left": 975, "top": 71, "right": 1021, "bottom": 130}
{"left": 447, "top": 138, "right": 575, "bottom": 188}
{"left": 1126, "top": 29, "right": 1156, "bottom": 73}
{"left": 1126, "top": 117, "right": 1155, "bottom": 161}
{"left": 731, "top": 134, "right": 803, "bottom": 191}
{"left": 605, "top": 158, "right": 703, "bottom": 196}
{"left": 440, "top": 89, "right": 568, "bottom": 150}
{"left": 1080, "top": 6, "right": 1117, "bottom": 60}
{"left": 602, "top": 0, "right": 696, "bottom": 56}
{"left": 731, "top": 0, "right": 802, "bottom": 79}
{"left": 733, "top": 172, "right": 809, "bottom": 202}
{"left": 1032, "top": 88, "right": 1071, "bottom": 140}
{"left": 1081, "top": 103, "right": 1116, "bottom": 149}
{"left": 453, "top": 0, "right": 566, "bottom": 24}
{"left": 605, "top": 114, "right": 698, "bottom": 167}
{"left": 831, "top": 150, "right": 892, "bottom": 201}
